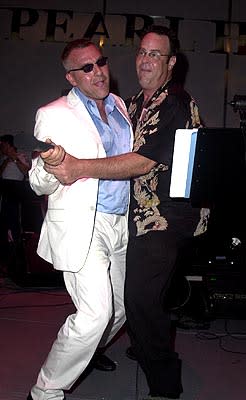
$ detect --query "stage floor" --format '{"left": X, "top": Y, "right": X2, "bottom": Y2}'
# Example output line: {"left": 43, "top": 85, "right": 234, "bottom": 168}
{"left": 1, "top": 276, "right": 246, "bottom": 400}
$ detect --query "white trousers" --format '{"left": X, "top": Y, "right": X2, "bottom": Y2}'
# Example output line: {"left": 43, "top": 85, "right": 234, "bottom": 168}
{"left": 31, "top": 212, "right": 128, "bottom": 400}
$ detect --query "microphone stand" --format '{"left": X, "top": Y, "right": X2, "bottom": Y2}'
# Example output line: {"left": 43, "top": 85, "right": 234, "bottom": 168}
{"left": 229, "top": 95, "right": 246, "bottom": 162}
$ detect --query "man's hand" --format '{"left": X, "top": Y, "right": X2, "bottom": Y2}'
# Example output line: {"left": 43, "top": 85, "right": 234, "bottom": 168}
{"left": 44, "top": 153, "right": 83, "bottom": 184}
{"left": 41, "top": 139, "right": 65, "bottom": 167}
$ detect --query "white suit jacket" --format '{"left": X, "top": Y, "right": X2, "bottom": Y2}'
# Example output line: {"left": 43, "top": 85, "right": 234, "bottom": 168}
{"left": 29, "top": 88, "right": 133, "bottom": 272}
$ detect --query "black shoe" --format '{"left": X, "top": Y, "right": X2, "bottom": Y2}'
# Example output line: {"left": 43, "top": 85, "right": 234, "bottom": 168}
{"left": 92, "top": 353, "right": 117, "bottom": 371}
{"left": 125, "top": 346, "right": 137, "bottom": 361}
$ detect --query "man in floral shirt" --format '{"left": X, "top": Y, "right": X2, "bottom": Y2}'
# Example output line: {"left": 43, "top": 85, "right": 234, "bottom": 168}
{"left": 126, "top": 78, "right": 201, "bottom": 238}
{"left": 124, "top": 26, "right": 201, "bottom": 400}
{"left": 42, "top": 25, "right": 204, "bottom": 400}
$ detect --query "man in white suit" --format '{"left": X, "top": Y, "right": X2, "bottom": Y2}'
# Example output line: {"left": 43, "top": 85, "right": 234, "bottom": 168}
{"left": 27, "top": 39, "right": 133, "bottom": 400}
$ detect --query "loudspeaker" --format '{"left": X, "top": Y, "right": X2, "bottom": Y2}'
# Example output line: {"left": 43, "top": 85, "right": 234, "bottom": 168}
{"left": 9, "top": 232, "right": 64, "bottom": 287}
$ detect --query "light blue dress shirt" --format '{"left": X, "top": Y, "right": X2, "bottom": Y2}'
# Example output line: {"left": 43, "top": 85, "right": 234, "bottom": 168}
{"left": 75, "top": 88, "right": 131, "bottom": 215}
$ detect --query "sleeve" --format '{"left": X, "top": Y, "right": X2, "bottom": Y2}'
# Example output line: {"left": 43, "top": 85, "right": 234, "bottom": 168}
{"left": 28, "top": 108, "right": 61, "bottom": 196}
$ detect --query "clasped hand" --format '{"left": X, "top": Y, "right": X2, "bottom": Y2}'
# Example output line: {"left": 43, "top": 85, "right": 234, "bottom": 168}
{"left": 41, "top": 140, "right": 80, "bottom": 185}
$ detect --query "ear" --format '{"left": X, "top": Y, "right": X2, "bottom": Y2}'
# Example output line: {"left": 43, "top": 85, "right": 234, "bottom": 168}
{"left": 66, "top": 72, "right": 77, "bottom": 87}
{"left": 167, "top": 55, "right": 176, "bottom": 71}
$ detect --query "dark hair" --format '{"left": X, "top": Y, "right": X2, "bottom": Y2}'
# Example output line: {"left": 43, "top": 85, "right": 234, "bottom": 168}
{"left": 0, "top": 134, "right": 14, "bottom": 146}
{"left": 61, "top": 38, "right": 96, "bottom": 70}
{"left": 141, "top": 25, "right": 180, "bottom": 56}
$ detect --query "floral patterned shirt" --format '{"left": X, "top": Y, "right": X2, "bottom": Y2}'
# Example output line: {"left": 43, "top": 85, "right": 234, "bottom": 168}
{"left": 127, "top": 80, "right": 201, "bottom": 237}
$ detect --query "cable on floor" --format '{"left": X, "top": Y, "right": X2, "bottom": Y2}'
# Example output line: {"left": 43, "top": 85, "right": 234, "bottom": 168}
{"left": 195, "top": 318, "right": 246, "bottom": 355}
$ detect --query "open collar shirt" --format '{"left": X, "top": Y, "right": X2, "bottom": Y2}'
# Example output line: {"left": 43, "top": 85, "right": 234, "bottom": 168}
{"left": 75, "top": 87, "right": 131, "bottom": 215}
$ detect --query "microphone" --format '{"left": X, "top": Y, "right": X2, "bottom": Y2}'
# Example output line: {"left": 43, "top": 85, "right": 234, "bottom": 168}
{"left": 14, "top": 133, "right": 54, "bottom": 152}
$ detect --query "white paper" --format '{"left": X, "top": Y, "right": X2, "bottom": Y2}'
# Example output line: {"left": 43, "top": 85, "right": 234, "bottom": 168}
{"left": 169, "top": 129, "right": 198, "bottom": 198}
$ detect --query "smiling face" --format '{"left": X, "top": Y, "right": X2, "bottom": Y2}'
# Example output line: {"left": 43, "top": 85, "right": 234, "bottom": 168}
{"left": 65, "top": 44, "right": 110, "bottom": 104}
{"left": 136, "top": 32, "right": 176, "bottom": 98}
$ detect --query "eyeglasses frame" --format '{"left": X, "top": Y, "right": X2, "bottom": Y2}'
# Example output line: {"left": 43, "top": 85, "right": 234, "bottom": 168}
{"left": 136, "top": 48, "right": 171, "bottom": 60}
{"left": 67, "top": 56, "right": 108, "bottom": 74}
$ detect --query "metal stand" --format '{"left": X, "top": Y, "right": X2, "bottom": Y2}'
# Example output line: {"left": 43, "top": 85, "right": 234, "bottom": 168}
{"left": 229, "top": 94, "right": 246, "bottom": 160}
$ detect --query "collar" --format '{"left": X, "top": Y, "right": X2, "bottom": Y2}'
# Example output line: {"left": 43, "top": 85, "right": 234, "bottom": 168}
{"left": 132, "top": 79, "right": 172, "bottom": 109}
{"left": 74, "top": 87, "right": 115, "bottom": 114}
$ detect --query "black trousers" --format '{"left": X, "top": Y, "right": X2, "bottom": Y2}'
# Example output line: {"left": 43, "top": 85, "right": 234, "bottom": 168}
{"left": 125, "top": 231, "right": 183, "bottom": 398}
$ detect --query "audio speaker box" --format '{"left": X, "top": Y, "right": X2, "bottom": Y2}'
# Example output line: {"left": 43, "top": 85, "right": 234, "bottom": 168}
{"left": 9, "top": 232, "right": 64, "bottom": 287}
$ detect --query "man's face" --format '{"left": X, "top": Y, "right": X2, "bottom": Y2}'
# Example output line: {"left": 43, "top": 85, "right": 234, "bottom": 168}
{"left": 136, "top": 32, "right": 176, "bottom": 93}
{"left": 65, "top": 44, "right": 110, "bottom": 101}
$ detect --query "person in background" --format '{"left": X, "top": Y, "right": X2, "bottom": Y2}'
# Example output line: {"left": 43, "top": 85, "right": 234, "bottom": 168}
{"left": 0, "top": 134, "right": 30, "bottom": 274}
{"left": 42, "top": 26, "right": 206, "bottom": 400}
{"left": 26, "top": 38, "right": 133, "bottom": 400}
